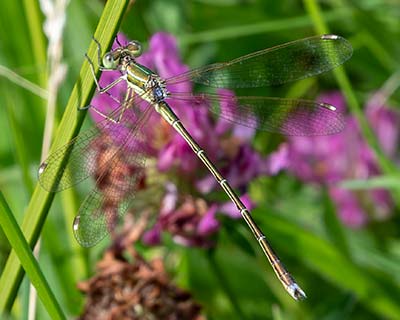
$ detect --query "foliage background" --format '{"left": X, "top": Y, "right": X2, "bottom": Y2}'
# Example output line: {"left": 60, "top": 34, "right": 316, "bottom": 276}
{"left": 0, "top": 0, "right": 400, "bottom": 319}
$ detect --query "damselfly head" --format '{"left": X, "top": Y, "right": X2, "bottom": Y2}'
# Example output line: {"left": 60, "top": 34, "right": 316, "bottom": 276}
{"left": 102, "top": 40, "right": 142, "bottom": 69}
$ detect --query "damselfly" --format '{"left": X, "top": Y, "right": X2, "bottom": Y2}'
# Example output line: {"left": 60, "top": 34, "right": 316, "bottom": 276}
{"left": 38, "top": 34, "right": 352, "bottom": 300}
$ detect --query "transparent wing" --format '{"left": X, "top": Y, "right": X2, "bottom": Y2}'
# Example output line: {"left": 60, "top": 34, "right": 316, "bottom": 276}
{"left": 170, "top": 93, "right": 344, "bottom": 135}
{"left": 166, "top": 35, "right": 352, "bottom": 88}
{"left": 72, "top": 106, "right": 154, "bottom": 247}
{"left": 38, "top": 94, "right": 149, "bottom": 192}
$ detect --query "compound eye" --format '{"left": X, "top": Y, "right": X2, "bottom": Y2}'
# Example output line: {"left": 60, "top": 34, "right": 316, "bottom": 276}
{"left": 102, "top": 53, "right": 116, "bottom": 69}
{"left": 127, "top": 41, "right": 142, "bottom": 57}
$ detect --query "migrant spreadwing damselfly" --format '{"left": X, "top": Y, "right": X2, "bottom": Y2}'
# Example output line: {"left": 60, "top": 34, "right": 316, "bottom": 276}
{"left": 38, "top": 34, "right": 352, "bottom": 300}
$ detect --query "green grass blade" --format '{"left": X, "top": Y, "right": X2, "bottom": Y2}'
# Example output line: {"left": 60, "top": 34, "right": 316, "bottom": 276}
{"left": 0, "top": 0, "right": 129, "bottom": 312}
{"left": 0, "top": 191, "right": 66, "bottom": 320}
{"left": 5, "top": 91, "right": 35, "bottom": 194}
{"left": 22, "top": 0, "right": 47, "bottom": 89}
{"left": 340, "top": 176, "right": 400, "bottom": 190}
{"left": 180, "top": 8, "right": 352, "bottom": 45}
{"left": 321, "top": 188, "right": 351, "bottom": 258}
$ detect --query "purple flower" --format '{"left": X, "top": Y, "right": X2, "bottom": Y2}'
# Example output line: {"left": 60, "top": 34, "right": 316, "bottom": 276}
{"left": 366, "top": 98, "right": 400, "bottom": 158}
{"left": 267, "top": 92, "right": 397, "bottom": 227}
{"left": 329, "top": 187, "right": 367, "bottom": 226}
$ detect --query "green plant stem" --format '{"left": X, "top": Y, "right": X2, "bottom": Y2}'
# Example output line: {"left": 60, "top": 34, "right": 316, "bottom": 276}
{"left": 303, "top": 0, "right": 400, "bottom": 202}
{"left": 0, "top": 0, "right": 129, "bottom": 313}
{"left": 180, "top": 8, "right": 352, "bottom": 45}
{"left": 22, "top": 0, "right": 47, "bottom": 85}
{"left": 0, "top": 191, "right": 66, "bottom": 320}
{"left": 0, "top": 65, "right": 48, "bottom": 99}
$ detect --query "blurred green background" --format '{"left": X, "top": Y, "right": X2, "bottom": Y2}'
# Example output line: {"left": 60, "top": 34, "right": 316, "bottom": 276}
{"left": 1, "top": 0, "right": 400, "bottom": 319}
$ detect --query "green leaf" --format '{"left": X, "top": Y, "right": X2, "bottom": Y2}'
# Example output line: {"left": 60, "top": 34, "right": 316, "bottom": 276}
{"left": 0, "top": 191, "right": 65, "bottom": 319}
